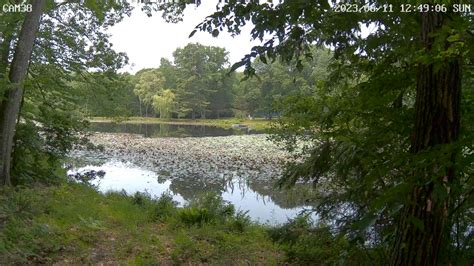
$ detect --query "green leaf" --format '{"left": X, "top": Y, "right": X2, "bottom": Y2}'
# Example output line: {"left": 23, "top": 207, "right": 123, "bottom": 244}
{"left": 447, "top": 34, "right": 460, "bottom": 43}
{"left": 189, "top": 29, "right": 197, "bottom": 38}
{"left": 230, "top": 61, "right": 245, "bottom": 72}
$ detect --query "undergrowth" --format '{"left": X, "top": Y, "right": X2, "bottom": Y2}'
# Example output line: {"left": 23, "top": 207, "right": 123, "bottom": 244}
{"left": 0, "top": 182, "right": 373, "bottom": 264}
{"left": 0, "top": 183, "right": 280, "bottom": 264}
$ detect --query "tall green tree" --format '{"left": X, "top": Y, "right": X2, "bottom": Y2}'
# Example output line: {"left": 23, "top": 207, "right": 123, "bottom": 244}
{"left": 152, "top": 89, "right": 176, "bottom": 119}
{"left": 134, "top": 69, "right": 164, "bottom": 117}
{"left": 173, "top": 43, "right": 229, "bottom": 119}
{"left": 0, "top": 0, "right": 46, "bottom": 185}
{"left": 207, "top": 69, "right": 235, "bottom": 118}
{"left": 0, "top": 0, "right": 130, "bottom": 185}
{"left": 192, "top": 0, "right": 473, "bottom": 264}
{"left": 74, "top": 72, "right": 139, "bottom": 117}
{"left": 234, "top": 48, "right": 332, "bottom": 118}
{"left": 159, "top": 58, "right": 178, "bottom": 91}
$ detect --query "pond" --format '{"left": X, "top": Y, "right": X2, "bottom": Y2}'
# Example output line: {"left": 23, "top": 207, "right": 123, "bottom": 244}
{"left": 70, "top": 123, "right": 316, "bottom": 224}
{"left": 69, "top": 161, "right": 310, "bottom": 224}
{"left": 89, "top": 122, "right": 261, "bottom": 138}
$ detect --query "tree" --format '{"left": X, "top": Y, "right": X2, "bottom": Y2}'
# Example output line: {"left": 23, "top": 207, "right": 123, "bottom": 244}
{"left": 152, "top": 89, "right": 176, "bottom": 119}
{"left": 192, "top": 0, "right": 473, "bottom": 264}
{"left": 233, "top": 48, "right": 331, "bottom": 118}
{"left": 173, "top": 43, "right": 229, "bottom": 119}
{"left": 74, "top": 72, "right": 140, "bottom": 117}
{"left": 159, "top": 58, "right": 178, "bottom": 91}
{"left": 0, "top": 0, "right": 46, "bottom": 185}
{"left": 134, "top": 69, "right": 164, "bottom": 117}
{"left": 0, "top": 0, "right": 130, "bottom": 185}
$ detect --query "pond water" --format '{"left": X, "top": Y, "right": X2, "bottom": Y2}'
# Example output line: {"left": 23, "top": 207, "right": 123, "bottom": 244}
{"left": 70, "top": 160, "right": 310, "bottom": 224}
{"left": 89, "top": 122, "right": 260, "bottom": 138}
{"left": 70, "top": 123, "right": 315, "bottom": 225}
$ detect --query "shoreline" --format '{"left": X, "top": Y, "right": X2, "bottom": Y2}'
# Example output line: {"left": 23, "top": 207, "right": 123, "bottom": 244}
{"left": 88, "top": 117, "right": 272, "bottom": 131}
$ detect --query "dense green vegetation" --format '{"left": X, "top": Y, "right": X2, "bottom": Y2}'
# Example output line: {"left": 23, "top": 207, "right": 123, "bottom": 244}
{"left": 189, "top": 1, "right": 473, "bottom": 264}
{"left": 0, "top": 182, "right": 283, "bottom": 264}
{"left": 75, "top": 43, "right": 332, "bottom": 120}
{"left": 1, "top": 0, "right": 131, "bottom": 185}
{"left": 1, "top": 179, "right": 374, "bottom": 264}
{"left": 0, "top": 0, "right": 472, "bottom": 264}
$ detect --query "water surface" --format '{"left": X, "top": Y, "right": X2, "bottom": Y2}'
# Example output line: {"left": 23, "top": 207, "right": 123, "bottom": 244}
{"left": 89, "top": 122, "right": 259, "bottom": 138}
{"left": 71, "top": 160, "right": 311, "bottom": 224}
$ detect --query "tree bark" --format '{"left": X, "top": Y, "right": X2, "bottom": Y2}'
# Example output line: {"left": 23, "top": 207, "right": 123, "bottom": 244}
{"left": 139, "top": 97, "right": 143, "bottom": 117}
{"left": 391, "top": 11, "right": 461, "bottom": 265}
{"left": 0, "top": 0, "right": 45, "bottom": 186}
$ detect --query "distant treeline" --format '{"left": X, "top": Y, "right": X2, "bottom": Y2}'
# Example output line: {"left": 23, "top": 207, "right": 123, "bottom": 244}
{"left": 75, "top": 43, "right": 332, "bottom": 119}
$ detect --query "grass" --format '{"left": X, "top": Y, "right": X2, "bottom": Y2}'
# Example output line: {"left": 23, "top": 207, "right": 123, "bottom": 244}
{"left": 89, "top": 116, "right": 272, "bottom": 131}
{"left": 0, "top": 183, "right": 283, "bottom": 265}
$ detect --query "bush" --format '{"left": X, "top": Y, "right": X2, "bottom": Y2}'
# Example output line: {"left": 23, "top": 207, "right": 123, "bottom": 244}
{"left": 268, "top": 215, "right": 352, "bottom": 264}
{"left": 131, "top": 191, "right": 152, "bottom": 206}
{"left": 177, "top": 193, "right": 237, "bottom": 226}
{"left": 150, "top": 193, "right": 178, "bottom": 221}
{"left": 228, "top": 211, "right": 251, "bottom": 233}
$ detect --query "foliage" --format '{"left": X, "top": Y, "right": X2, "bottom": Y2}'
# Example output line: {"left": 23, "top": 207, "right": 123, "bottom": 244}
{"left": 152, "top": 89, "right": 176, "bottom": 119}
{"left": 268, "top": 215, "right": 380, "bottom": 264}
{"left": 188, "top": 0, "right": 474, "bottom": 263}
{"left": 73, "top": 73, "right": 140, "bottom": 118}
{"left": 150, "top": 193, "right": 178, "bottom": 221}
{"left": 172, "top": 43, "right": 231, "bottom": 118}
{"left": 110, "top": 43, "right": 236, "bottom": 119}
{"left": 0, "top": 183, "right": 283, "bottom": 264}
{"left": 80, "top": 45, "right": 332, "bottom": 120}
{"left": 233, "top": 48, "right": 332, "bottom": 118}
{"left": 0, "top": 1, "right": 131, "bottom": 184}
{"left": 177, "top": 193, "right": 237, "bottom": 226}
{"left": 134, "top": 69, "right": 164, "bottom": 117}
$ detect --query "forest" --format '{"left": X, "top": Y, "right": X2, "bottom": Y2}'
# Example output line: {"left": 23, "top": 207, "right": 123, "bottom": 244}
{"left": 77, "top": 43, "right": 331, "bottom": 120}
{"left": 0, "top": 0, "right": 473, "bottom": 265}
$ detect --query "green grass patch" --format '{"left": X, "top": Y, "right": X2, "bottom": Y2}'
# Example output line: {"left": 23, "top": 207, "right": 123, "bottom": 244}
{"left": 0, "top": 183, "right": 283, "bottom": 264}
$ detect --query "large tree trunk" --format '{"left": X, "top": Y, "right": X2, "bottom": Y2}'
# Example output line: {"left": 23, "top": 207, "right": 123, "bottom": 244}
{"left": 0, "top": 0, "right": 45, "bottom": 186}
{"left": 138, "top": 97, "right": 143, "bottom": 117}
{"left": 391, "top": 12, "right": 461, "bottom": 265}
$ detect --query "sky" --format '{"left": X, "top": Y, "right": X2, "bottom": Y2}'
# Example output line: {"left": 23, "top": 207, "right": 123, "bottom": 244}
{"left": 108, "top": 1, "right": 260, "bottom": 74}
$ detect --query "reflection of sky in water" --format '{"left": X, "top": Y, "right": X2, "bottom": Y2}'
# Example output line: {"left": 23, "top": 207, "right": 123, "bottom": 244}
{"left": 69, "top": 160, "right": 310, "bottom": 224}
{"left": 221, "top": 180, "right": 308, "bottom": 224}
{"left": 70, "top": 161, "right": 186, "bottom": 205}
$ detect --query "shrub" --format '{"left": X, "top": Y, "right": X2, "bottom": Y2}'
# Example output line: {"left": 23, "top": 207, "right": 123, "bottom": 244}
{"left": 177, "top": 193, "right": 236, "bottom": 226}
{"left": 268, "top": 215, "right": 352, "bottom": 264}
{"left": 150, "top": 193, "right": 178, "bottom": 221}
{"left": 131, "top": 191, "right": 152, "bottom": 207}
{"left": 228, "top": 211, "right": 251, "bottom": 233}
